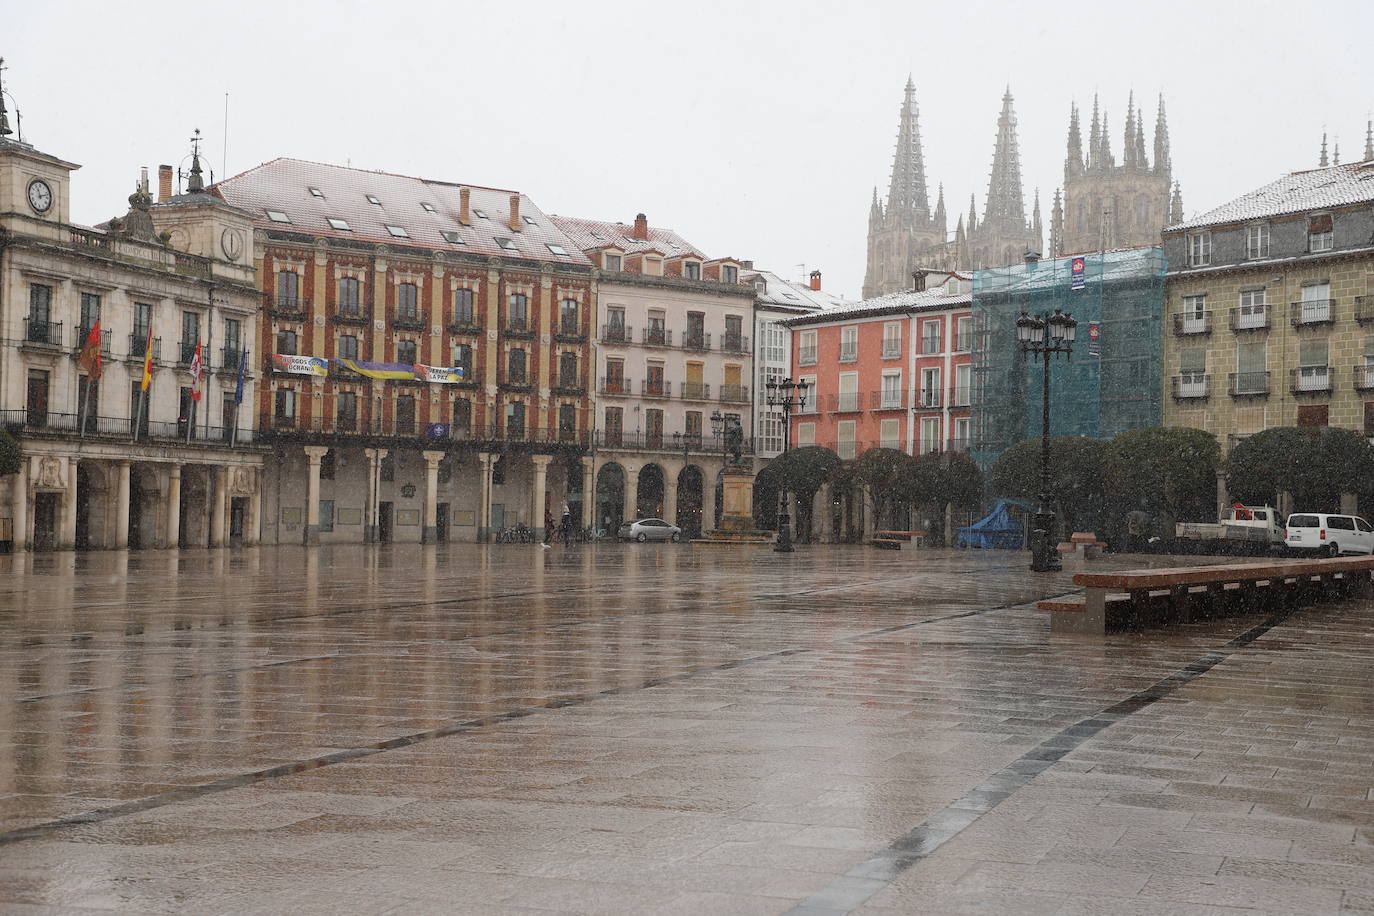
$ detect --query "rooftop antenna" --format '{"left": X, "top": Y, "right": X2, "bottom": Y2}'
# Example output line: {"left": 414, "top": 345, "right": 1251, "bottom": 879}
{"left": 179, "top": 128, "right": 206, "bottom": 194}
{"left": 222, "top": 91, "right": 229, "bottom": 179}
{"left": 0, "top": 57, "right": 19, "bottom": 142}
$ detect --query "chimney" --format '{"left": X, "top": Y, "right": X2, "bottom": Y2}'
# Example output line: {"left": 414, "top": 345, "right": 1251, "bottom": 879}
{"left": 140, "top": 167, "right": 150, "bottom": 196}
{"left": 739, "top": 259, "right": 754, "bottom": 269}
{"left": 458, "top": 187, "right": 471, "bottom": 225}
{"left": 158, "top": 165, "right": 173, "bottom": 202}
{"left": 912, "top": 270, "right": 926, "bottom": 292}
{"left": 632, "top": 212, "right": 649, "bottom": 241}
{"left": 809, "top": 270, "right": 822, "bottom": 291}
{"left": 509, "top": 194, "right": 522, "bottom": 232}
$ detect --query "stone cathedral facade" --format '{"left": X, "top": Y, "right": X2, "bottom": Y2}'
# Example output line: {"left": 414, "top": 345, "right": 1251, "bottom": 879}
{"left": 863, "top": 82, "right": 1184, "bottom": 299}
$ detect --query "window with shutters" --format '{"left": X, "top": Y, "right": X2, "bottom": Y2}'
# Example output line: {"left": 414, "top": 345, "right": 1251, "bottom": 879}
{"left": 1309, "top": 214, "right": 1333, "bottom": 252}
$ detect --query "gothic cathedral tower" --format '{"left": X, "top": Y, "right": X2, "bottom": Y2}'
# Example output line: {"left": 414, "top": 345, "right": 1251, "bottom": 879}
{"left": 967, "top": 89, "right": 1042, "bottom": 270}
{"left": 863, "top": 79, "right": 949, "bottom": 299}
{"left": 1051, "top": 93, "right": 1182, "bottom": 256}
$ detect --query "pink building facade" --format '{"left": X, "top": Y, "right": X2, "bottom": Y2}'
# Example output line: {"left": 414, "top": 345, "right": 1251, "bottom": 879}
{"left": 785, "top": 273, "right": 973, "bottom": 459}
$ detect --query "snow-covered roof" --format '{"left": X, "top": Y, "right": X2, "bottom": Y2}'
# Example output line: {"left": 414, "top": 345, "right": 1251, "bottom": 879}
{"left": 1171, "top": 159, "right": 1374, "bottom": 232}
{"left": 548, "top": 214, "right": 705, "bottom": 259}
{"left": 783, "top": 273, "right": 971, "bottom": 326}
{"left": 745, "top": 269, "right": 851, "bottom": 312}
{"left": 971, "top": 247, "right": 1165, "bottom": 295}
{"left": 214, "top": 158, "right": 590, "bottom": 264}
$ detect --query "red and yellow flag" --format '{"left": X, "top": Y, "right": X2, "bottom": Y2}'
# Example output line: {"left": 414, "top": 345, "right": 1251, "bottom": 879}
{"left": 140, "top": 326, "right": 154, "bottom": 392}
{"left": 189, "top": 340, "right": 204, "bottom": 402}
{"left": 77, "top": 321, "right": 103, "bottom": 381}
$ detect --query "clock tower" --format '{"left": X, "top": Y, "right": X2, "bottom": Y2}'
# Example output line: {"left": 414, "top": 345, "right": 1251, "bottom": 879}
{"left": 0, "top": 59, "right": 78, "bottom": 224}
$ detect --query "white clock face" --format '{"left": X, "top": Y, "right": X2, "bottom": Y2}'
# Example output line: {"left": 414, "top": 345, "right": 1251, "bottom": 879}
{"left": 27, "top": 179, "right": 53, "bottom": 214}
{"left": 221, "top": 228, "right": 244, "bottom": 262}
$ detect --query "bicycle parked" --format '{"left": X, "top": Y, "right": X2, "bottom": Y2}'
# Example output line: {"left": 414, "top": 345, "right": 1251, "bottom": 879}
{"left": 494, "top": 523, "right": 535, "bottom": 544}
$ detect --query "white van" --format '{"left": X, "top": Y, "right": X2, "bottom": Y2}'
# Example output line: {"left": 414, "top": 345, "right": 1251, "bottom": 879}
{"left": 1284, "top": 513, "right": 1374, "bottom": 556}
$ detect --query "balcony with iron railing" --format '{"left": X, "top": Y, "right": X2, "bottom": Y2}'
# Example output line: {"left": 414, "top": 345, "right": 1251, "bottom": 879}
{"left": 1290, "top": 366, "right": 1335, "bottom": 394}
{"left": 594, "top": 430, "right": 752, "bottom": 455}
{"left": 389, "top": 308, "right": 427, "bottom": 331}
{"left": 642, "top": 326, "right": 672, "bottom": 347}
{"left": 256, "top": 415, "right": 590, "bottom": 447}
{"left": 552, "top": 373, "right": 586, "bottom": 395}
{"left": 1172, "top": 373, "right": 1209, "bottom": 399}
{"left": 3, "top": 407, "right": 253, "bottom": 444}
{"left": 838, "top": 343, "right": 858, "bottom": 363}
{"left": 446, "top": 312, "right": 482, "bottom": 335}
{"left": 601, "top": 323, "right": 632, "bottom": 345}
{"left": 681, "top": 330, "right": 711, "bottom": 351}
{"left": 1229, "top": 306, "right": 1269, "bottom": 332}
{"left": 915, "top": 388, "right": 942, "bottom": 409}
{"left": 1228, "top": 370, "right": 1270, "bottom": 397}
{"left": 828, "top": 392, "right": 861, "bottom": 413}
{"left": 599, "top": 376, "right": 632, "bottom": 396}
{"left": 499, "top": 370, "right": 534, "bottom": 390}
{"left": 1290, "top": 299, "right": 1335, "bottom": 328}
{"left": 71, "top": 326, "right": 112, "bottom": 357}
{"left": 680, "top": 381, "right": 712, "bottom": 401}
{"left": 177, "top": 340, "right": 200, "bottom": 365}
{"left": 331, "top": 301, "right": 372, "bottom": 326}
{"left": 127, "top": 334, "right": 161, "bottom": 364}
{"left": 266, "top": 294, "right": 310, "bottom": 321}
{"left": 1172, "top": 312, "right": 1212, "bottom": 335}
{"left": 22, "top": 317, "right": 63, "bottom": 349}
{"left": 950, "top": 386, "right": 972, "bottom": 408}
{"left": 1353, "top": 364, "right": 1374, "bottom": 391}
{"left": 948, "top": 437, "right": 971, "bottom": 453}
{"left": 921, "top": 337, "right": 942, "bottom": 355}
{"left": 719, "top": 384, "right": 749, "bottom": 404}
{"left": 881, "top": 340, "right": 902, "bottom": 359}
{"left": 502, "top": 317, "right": 535, "bottom": 338}
{"left": 218, "top": 346, "right": 251, "bottom": 375}
{"left": 1356, "top": 297, "right": 1374, "bottom": 324}
{"left": 798, "top": 346, "right": 817, "bottom": 366}
{"left": 721, "top": 333, "right": 749, "bottom": 354}
{"left": 554, "top": 319, "right": 587, "bottom": 343}
{"left": 642, "top": 378, "right": 671, "bottom": 398}
{"left": 869, "top": 389, "right": 908, "bottom": 410}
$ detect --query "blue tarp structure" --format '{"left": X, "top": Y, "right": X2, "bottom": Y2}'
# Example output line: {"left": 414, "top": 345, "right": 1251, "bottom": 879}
{"left": 956, "top": 499, "right": 1033, "bottom": 550}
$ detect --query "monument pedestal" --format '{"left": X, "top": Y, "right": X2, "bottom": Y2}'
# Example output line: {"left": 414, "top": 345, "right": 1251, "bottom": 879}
{"left": 699, "top": 467, "right": 772, "bottom": 544}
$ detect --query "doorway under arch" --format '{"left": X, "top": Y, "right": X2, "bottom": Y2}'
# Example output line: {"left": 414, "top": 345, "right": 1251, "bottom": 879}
{"left": 595, "top": 463, "right": 625, "bottom": 534}
{"left": 676, "top": 465, "right": 704, "bottom": 538}
{"left": 636, "top": 464, "right": 665, "bottom": 519}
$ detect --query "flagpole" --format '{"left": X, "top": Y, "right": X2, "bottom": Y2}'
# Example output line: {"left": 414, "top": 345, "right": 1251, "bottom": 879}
{"left": 80, "top": 376, "right": 90, "bottom": 438}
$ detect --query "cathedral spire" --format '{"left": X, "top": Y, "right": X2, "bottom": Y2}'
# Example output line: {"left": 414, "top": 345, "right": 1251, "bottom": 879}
{"left": 1334, "top": 139, "right": 1341, "bottom": 166}
{"left": 1031, "top": 188, "right": 1043, "bottom": 249}
{"left": 955, "top": 214, "right": 971, "bottom": 270}
{"left": 934, "top": 183, "right": 947, "bottom": 231}
{"left": 1169, "top": 181, "right": 1184, "bottom": 226}
{"left": 1366, "top": 120, "right": 1373, "bottom": 161}
{"left": 884, "top": 76, "right": 931, "bottom": 217}
{"left": 1134, "top": 99, "right": 1149, "bottom": 169}
{"left": 1320, "top": 132, "right": 1329, "bottom": 167}
{"left": 1153, "top": 95, "right": 1171, "bottom": 176}
{"left": 967, "top": 193, "right": 978, "bottom": 234}
{"left": 1050, "top": 188, "right": 1064, "bottom": 257}
{"left": 1087, "top": 95, "right": 1101, "bottom": 170}
{"left": 983, "top": 88, "right": 1028, "bottom": 228}
{"left": 1123, "top": 92, "right": 1138, "bottom": 168}
{"left": 1065, "top": 102, "right": 1084, "bottom": 183}
{"left": 1099, "top": 110, "right": 1114, "bottom": 168}
{"left": 869, "top": 186, "right": 882, "bottom": 223}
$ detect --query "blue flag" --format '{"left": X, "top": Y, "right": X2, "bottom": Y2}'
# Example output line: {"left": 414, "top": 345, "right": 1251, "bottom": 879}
{"left": 234, "top": 344, "right": 247, "bottom": 404}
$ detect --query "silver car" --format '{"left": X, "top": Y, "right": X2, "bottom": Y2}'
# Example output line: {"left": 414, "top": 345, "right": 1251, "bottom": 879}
{"left": 618, "top": 518, "right": 682, "bottom": 543}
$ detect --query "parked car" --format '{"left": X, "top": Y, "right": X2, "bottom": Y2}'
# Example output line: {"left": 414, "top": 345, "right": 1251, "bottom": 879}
{"left": 618, "top": 518, "right": 682, "bottom": 543}
{"left": 1284, "top": 513, "right": 1374, "bottom": 556}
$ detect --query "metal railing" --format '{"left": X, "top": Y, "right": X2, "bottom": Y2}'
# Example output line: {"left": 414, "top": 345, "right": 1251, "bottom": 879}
{"left": 71, "top": 326, "right": 112, "bottom": 355}
{"left": 642, "top": 326, "right": 672, "bottom": 347}
{"left": 680, "top": 381, "right": 711, "bottom": 400}
{"left": 503, "top": 318, "right": 533, "bottom": 335}
{"left": 828, "top": 392, "right": 860, "bottom": 412}
{"left": 1228, "top": 371, "right": 1270, "bottom": 397}
{"left": 720, "top": 333, "right": 749, "bottom": 354}
{"left": 553, "top": 375, "right": 586, "bottom": 394}
{"left": 1172, "top": 312, "right": 1211, "bottom": 335}
{"left": 601, "top": 324, "right": 632, "bottom": 344}
{"left": 1353, "top": 365, "right": 1374, "bottom": 391}
{"left": 128, "top": 334, "right": 161, "bottom": 363}
{"left": 719, "top": 384, "right": 749, "bottom": 403}
{"left": 499, "top": 371, "right": 533, "bottom": 389}
{"left": 447, "top": 312, "right": 480, "bottom": 334}
{"left": 1230, "top": 307, "right": 1269, "bottom": 331}
{"left": 949, "top": 386, "right": 971, "bottom": 408}
{"left": 554, "top": 320, "right": 586, "bottom": 340}
{"left": 870, "top": 389, "right": 907, "bottom": 409}
{"left": 881, "top": 341, "right": 902, "bottom": 359}
{"left": 219, "top": 347, "right": 250, "bottom": 373}
{"left": 642, "top": 379, "right": 671, "bottom": 397}
{"left": 838, "top": 344, "right": 857, "bottom": 362}
{"left": 1355, "top": 297, "right": 1374, "bottom": 324}
{"left": 681, "top": 331, "right": 711, "bottom": 351}
{"left": 1290, "top": 366, "right": 1334, "bottom": 394}
{"left": 916, "top": 388, "right": 942, "bottom": 409}
{"left": 257, "top": 416, "right": 592, "bottom": 447}
{"left": 798, "top": 346, "right": 817, "bottom": 366}
{"left": 594, "top": 430, "right": 753, "bottom": 454}
{"left": 2, "top": 408, "right": 254, "bottom": 444}
{"left": 178, "top": 341, "right": 199, "bottom": 365}
{"left": 24, "top": 318, "right": 63, "bottom": 346}
{"left": 1171, "top": 373, "right": 1209, "bottom": 399}
{"left": 921, "top": 336, "right": 942, "bottom": 355}
{"left": 266, "top": 294, "right": 310, "bottom": 320}
{"left": 599, "top": 377, "right": 632, "bottom": 396}
{"left": 390, "top": 309, "right": 427, "bottom": 329}
{"left": 1290, "top": 299, "right": 1335, "bottom": 327}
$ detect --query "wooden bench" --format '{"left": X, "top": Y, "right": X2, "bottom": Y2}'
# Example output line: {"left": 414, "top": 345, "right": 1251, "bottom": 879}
{"left": 871, "top": 530, "right": 928, "bottom": 550}
{"left": 1057, "top": 531, "right": 1108, "bottom": 560}
{"left": 1036, "top": 556, "right": 1374, "bottom": 635}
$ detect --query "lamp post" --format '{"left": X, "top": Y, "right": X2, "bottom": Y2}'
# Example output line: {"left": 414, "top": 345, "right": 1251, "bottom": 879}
{"left": 765, "top": 377, "right": 810, "bottom": 552}
{"left": 1015, "top": 308, "right": 1077, "bottom": 572}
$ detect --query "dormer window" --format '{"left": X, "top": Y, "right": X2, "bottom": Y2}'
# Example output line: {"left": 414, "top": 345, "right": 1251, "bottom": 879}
{"left": 440, "top": 230, "right": 465, "bottom": 245}
{"left": 265, "top": 209, "right": 291, "bottom": 223}
{"left": 546, "top": 244, "right": 569, "bottom": 257}
{"left": 494, "top": 237, "right": 517, "bottom": 251}
{"left": 473, "top": 208, "right": 489, "bottom": 219}
{"left": 721, "top": 265, "right": 739, "bottom": 284}
{"left": 1245, "top": 224, "right": 1270, "bottom": 259}
{"left": 308, "top": 187, "right": 324, "bottom": 198}
{"left": 385, "top": 225, "right": 409, "bottom": 238}
{"left": 684, "top": 261, "right": 701, "bottom": 280}
{"left": 645, "top": 256, "right": 663, "bottom": 276}
{"left": 365, "top": 194, "right": 381, "bottom": 205}
{"left": 327, "top": 217, "right": 352, "bottom": 231}
{"left": 1309, "top": 214, "right": 1333, "bottom": 252}
{"left": 1187, "top": 231, "right": 1211, "bottom": 267}
{"left": 421, "top": 202, "right": 437, "bottom": 213}
{"left": 604, "top": 253, "right": 622, "bottom": 272}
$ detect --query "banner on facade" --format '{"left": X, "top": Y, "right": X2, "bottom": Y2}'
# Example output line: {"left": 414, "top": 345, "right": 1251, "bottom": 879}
{"left": 337, "top": 359, "right": 417, "bottom": 380}
{"left": 1087, "top": 321, "right": 1101, "bottom": 357}
{"left": 1071, "top": 257, "right": 1086, "bottom": 290}
{"left": 272, "top": 354, "right": 329, "bottom": 376}
{"left": 413, "top": 364, "right": 466, "bottom": 384}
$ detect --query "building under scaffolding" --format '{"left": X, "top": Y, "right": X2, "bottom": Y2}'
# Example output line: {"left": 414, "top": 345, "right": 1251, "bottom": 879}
{"left": 970, "top": 247, "right": 1167, "bottom": 469}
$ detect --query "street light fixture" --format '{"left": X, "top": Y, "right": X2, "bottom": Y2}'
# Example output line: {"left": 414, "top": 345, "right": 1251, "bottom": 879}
{"left": 1017, "top": 307, "right": 1077, "bottom": 572}
{"left": 765, "top": 377, "right": 811, "bottom": 552}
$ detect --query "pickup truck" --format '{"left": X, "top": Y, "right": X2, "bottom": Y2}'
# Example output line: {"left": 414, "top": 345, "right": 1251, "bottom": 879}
{"left": 1175, "top": 505, "right": 1285, "bottom": 554}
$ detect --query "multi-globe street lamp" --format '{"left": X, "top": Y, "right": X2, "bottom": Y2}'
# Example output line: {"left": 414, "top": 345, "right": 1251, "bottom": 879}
{"left": 1015, "top": 308, "right": 1077, "bottom": 572}
{"left": 765, "top": 377, "right": 811, "bottom": 553}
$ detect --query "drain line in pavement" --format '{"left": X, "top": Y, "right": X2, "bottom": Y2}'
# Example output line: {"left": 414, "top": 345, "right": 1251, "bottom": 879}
{"left": 780, "top": 605, "right": 1299, "bottom": 916}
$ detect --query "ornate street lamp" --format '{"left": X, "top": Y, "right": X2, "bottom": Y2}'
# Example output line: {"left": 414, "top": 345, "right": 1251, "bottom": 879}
{"left": 765, "top": 377, "right": 811, "bottom": 553}
{"left": 1017, "top": 307, "right": 1077, "bottom": 572}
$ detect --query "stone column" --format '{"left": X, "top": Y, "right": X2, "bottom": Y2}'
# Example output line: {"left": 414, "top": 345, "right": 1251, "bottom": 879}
{"left": 1215, "top": 469, "right": 1229, "bottom": 522}
{"left": 362, "top": 448, "right": 379, "bottom": 542}
{"left": 12, "top": 456, "right": 28, "bottom": 552}
{"left": 663, "top": 466, "right": 678, "bottom": 527}
{"left": 703, "top": 467, "right": 718, "bottom": 534}
{"left": 862, "top": 484, "right": 877, "bottom": 540}
{"left": 115, "top": 461, "right": 131, "bottom": 549}
{"left": 624, "top": 465, "right": 640, "bottom": 524}
{"left": 422, "top": 450, "right": 444, "bottom": 543}
{"left": 165, "top": 464, "right": 181, "bottom": 549}
{"left": 248, "top": 467, "right": 262, "bottom": 547}
{"left": 303, "top": 445, "right": 328, "bottom": 545}
{"left": 531, "top": 454, "right": 552, "bottom": 539}
{"left": 60, "top": 458, "right": 78, "bottom": 550}
{"left": 210, "top": 466, "right": 227, "bottom": 548}
{"left": 476, "top": 451, "right": 493, "bottom": 542}
{"left": 580, "top": 458, "right": 595, "bottom": 531}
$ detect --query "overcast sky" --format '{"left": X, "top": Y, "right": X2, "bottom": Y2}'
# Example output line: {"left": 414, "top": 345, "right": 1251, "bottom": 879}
{"left": 9, "top": 1, "right": 1374, "bottom": 299}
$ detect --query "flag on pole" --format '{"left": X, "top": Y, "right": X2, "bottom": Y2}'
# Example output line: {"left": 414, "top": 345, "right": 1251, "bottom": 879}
{"left": 234, "top": 344, "right": 247, "bottom": 404}
{"left": 76, "top": 321, "right": 103, "bottom": 380}
{"left": 140, "top": 327, "right": 155, "bottom": 391}
{"left": 189, "top": 340, "right": 204, "bottom": 401}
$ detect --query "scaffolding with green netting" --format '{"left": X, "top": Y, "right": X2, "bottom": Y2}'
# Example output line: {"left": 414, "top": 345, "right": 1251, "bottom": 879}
{"left": 970, "top": 247, "right": 1167, "bottom": 470}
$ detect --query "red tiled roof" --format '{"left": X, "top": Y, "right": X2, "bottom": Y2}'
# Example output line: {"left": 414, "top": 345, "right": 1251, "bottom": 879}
{"left": 213, "top": 158, "right": 591, "bottom": 265}
{"left": 549, "top": 214, "right": 707, "bottom": 260}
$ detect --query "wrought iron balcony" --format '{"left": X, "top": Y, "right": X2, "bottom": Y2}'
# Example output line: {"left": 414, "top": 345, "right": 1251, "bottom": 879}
{"left": 1352, "top": 365, "right": 1374, "bottom": 391}
{"left": 1290, "top": 366, "right": 1334, "bottom": 394}
{"left": 1172, "top": 312, "right": 1211, "bottom": 335}
{"left": 642, "top": 326, "right": 672, "bottom": 347}
{"left": 869, "top": 389, "right": 908, "bottom": 410}
{"left": 719, "top": 384, "right": 749, "bottom": 403}
{"left": 915, "top": 388, "right": 942, "bottom": 409}
{"left": 720, "top": 333, "right": 749, "bottom": 354}
{"left": 681, "top": 331, "right": 711, "bottom": 351}
{"left": 1229, "top": 307, "right": 1269, "bottom": 332}
{"left": 23, "top": 317, "right": 63, "bottom": 348}
{"left": 642, "top": 379, "right": 671, "bottom": 398}
{"left": 798, "top": 346, "right": 817, "bottom": 366}
{"left": 1171, "top": 373, "right": 1209, "bottom": 399}
{"left": 599, "top": 377, "right": 632, "bottom": 396}
{"left": 1228, "top": 370, "right": 1270, "bottom": 397}
{"left": 71, "top": 326, "right": 112, "bottom": 357}
{"left": 266, "top": 294, "right": 310, "bottom": 320}
{"left": 1290, "top": 299, "right": 1335, "bottom": 327}
{"left": 679, "top": 381, "right": 711, "bottom": 401}
{"left": 601, "top": 323, "right": 632, "bottom": 344}
{"left": 390, "top": 309, "right": 427, "bottom": 331}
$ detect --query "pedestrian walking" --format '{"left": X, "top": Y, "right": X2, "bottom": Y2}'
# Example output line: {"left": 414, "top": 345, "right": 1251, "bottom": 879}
{"left": 559, "top": 509, "right": 573, "bottom": 545}
{"left": 544, "top": 509, "right": 554, "bottom": 545}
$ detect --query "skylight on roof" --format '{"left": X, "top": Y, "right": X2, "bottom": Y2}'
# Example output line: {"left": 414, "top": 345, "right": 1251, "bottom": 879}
{"left": 327, "top": 217, "right": 351, "bottom": 231}
{"left": 494, "top": 237, "right": 517, "bottom": 251}
{"left": 366, "top": 195, "right": 381, "bottom": 205}
{"left": 546, "top": 244, "right": 568, "bottom": 256}
{"left": 385, "top": 225, "right": 409, "bottom": 238}
{"left": 523, "top": 215, "right": 536, "bottom": 225}
{"left": 421, "top": 202, "right": 437, "bottom": 212}
{"left": 590, "top": 232, "right": 605, "bottom": 240}
{"left": 265, "top": 209, "right": 291, "bottom": 223}
{"left": 308, "top": 187, "right": 324, "bottom": 198}
{"left": 440, "top": 230, "right": 465, "bottom": 244}
{"left": 473, "top": 208, "right": 489, "bottom": 219}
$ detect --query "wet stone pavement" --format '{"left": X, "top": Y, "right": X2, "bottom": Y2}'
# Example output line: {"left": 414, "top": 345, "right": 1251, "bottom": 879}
{"left": 0, "top": 544, "right": 1372, "bottom": 915}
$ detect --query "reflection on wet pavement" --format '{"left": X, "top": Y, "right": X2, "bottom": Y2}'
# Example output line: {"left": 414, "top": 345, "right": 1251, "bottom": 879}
{"left": 1, "top": 544, "right": 1371, "bottom": 914}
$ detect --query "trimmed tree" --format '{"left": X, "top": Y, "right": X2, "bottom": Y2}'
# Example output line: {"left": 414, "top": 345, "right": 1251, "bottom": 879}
{"left": 901, "top": 451, "right": 984, "bottom": 544}
{"left": 1227, "top": 426, "right": 1374, "bottom": 512}
{"left": 1104, "top": 427, "right": 1220, "bottom": 537}
{"left": 990, "top": 436, "right": 1109, "bottom": 536}
{"left": 854, "top": 448, "right": 913, "bottom": 530}
{"left": 754, "top": 446, "right": 841, "bottom": 538}
{"left": 0, "top": 428, "right": 19, "bottom": 477}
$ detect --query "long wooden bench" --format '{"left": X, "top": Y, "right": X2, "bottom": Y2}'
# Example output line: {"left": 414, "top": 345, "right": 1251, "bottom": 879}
{"left": 871, "top": 530, "right": 928, "bottom": 550}
{"left": 1036, "top": 556, "right": 1374, "bottom": 635}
